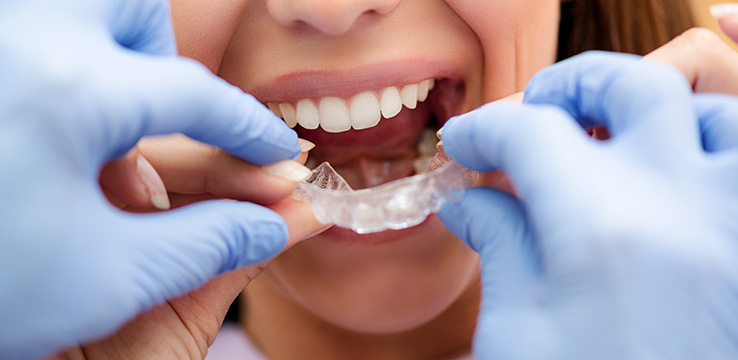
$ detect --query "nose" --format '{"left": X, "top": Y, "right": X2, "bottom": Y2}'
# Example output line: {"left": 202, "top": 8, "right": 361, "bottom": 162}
{"left": 266, "top": 0, "right": 400, "bottom": 35}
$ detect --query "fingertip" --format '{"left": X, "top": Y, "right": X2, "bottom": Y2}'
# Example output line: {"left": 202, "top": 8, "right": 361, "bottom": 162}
{"left": 711, "top": 3, "right": 738, "bottom": 20}
{"left": 717, "top": 13, "right": 738, "bottom": 44}
{"left": 442, "top": 102, "right": 537, "bottom": 172}
{"left": 268, "top": 198, "right": 328, "bottom": 248}
{"left": 439, "top": 187, "right": 525, "bottom": 253}
{"left": 209, "top": 93, "right": 303, "bottom": 165}
{"left": 148, "top": 201, "right": 290, "bottom": 272}
{"left": 100, "top": 148, "right": 166, "bottom": 209}
{"left": 442, "top": 105, "right": 501, "bottom": 172}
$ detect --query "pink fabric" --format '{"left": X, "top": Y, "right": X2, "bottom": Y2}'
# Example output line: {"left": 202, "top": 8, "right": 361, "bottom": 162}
{"left": 207, "top": 323, "right": 475, "bottom": 360}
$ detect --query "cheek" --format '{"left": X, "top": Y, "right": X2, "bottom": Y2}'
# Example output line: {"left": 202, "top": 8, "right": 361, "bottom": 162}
{"left": 445, "top": 0, "right": 560, "bottom": 100}
{"left": 169, "top": 0, "right": 251, "bottom": 72}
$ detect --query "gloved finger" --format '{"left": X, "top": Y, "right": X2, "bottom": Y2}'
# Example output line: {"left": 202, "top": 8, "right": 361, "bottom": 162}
{"left": 123, "top": 200, "right": 323, "bottom": 346}
{"left": 90, "top": 54, "right": 301, "bottom": 167}
{"left": 438, "top": 187, "right": 537, "bottom": 299}
{"left": 99, "top": 146, "right": 170, "bottom": 210}
{"left": 525, "top": 51, "right": 699, "bottom": 152}
{"left": 694, "top": 93, "right": 738, "bottom": 152}
{"left": 645, "top": 28, "right": 738, "bottom": 96}
{"left": 108, "top": 0, "right": 177, "bottom": 55}
{"left": 442, "top": 101, "right": 591, "bottom": 199}
{"left": 122, "top": 200, "right": 290, "bottom": 305}
{"left": 712, "top": 5, "right": 738, "bottom": 44}
{"left": 136, "top": 135, "right": 312, "bottom": 205}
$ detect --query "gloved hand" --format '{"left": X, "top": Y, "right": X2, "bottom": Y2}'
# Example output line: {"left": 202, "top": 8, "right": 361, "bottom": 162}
{"left": 439, "top": 52, "right": 738, "bottom": 359}
{"left": 0, "top": 0, "right": 303, "bottom": 358}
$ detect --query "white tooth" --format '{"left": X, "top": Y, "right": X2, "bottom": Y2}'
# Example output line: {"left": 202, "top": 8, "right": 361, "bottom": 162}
{"left": 380, "top": 86, "right": 402, "bottom": 119}
{"left": 267, "top": 103, "right": 283, "bottom": 118}
{"left": 279, "top": 103, "right": 298, "bottom": 128}
{"left": 429, "top": 78, "right": 436, "bottom": 90}
{"left": 400, "top": 84, "right": 418, "bottom": 110}
{"left": 417, "top": 80, "right": 430, "bottom": 102}
{"left": 296, "top": 99, "right": 320, "bottom": 130}
{"left": 350, "top": 91, "right": 381, "bottom": 130}
{"left": 319, "top": 97, "right": 351, "bottom": 133}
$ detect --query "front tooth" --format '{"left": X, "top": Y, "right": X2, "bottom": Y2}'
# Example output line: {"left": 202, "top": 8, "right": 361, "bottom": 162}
{"left": 296, "top": 99, "right": 319, "bottom": 130}
{"left": 417, "top": 80, "right": 430, "bottom": 102}
{"left": 267, "top": 103, "right": 283, "bottom": 118}
{"left": 400, "top": 84, "right": 418, "bottom": 109}
{"left": 279, "top": 103, "right": 298, "bottom": 128}
{"left": 319, "top": 97, "right": 351, "bottom": 133}
{"left": 380, "top": 87, "right": 402, "bottom": 119}
{"left": 350, "top": 91, "right": 381, "bottom": 130}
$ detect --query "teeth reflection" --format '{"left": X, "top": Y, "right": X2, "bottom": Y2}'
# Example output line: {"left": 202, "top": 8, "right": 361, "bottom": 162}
{"left": 292, "top": 153, "right": 478, "bottom": 234}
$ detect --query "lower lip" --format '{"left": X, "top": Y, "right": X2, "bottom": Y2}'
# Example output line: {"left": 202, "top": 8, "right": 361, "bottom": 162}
{"left": 318, "top": 215, "right": 440, "bottom": 245}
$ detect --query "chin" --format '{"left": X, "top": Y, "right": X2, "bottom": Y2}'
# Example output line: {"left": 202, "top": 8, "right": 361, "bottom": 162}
{"left": 262, "top": 216, "right": 481, "bottom": 334}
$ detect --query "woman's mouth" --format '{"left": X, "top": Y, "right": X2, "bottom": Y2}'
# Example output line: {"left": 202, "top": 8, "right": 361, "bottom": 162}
{"left": 259, "top": 71, "right": 467, "bottom": 190}
{"left": 267, "top": 78, "right": 436, "bottom": 133}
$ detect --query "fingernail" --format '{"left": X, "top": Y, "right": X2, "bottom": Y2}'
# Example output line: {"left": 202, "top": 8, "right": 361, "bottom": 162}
{"left": 136, "top": 155, "right": 170, "bottom": 210}
{"left": 710, "top": 3, "right": 738, "bottom": 19}
{"left": 436, "top": 141, "right": 444, "bottom": 153}
{"left": 436, "top": 128, "right": 443, "bottom": 140}
{"left": 263, "top": 160, "right": 312, "bottom": 182}
{"left": 298, "top": 138, "right": 315, "bottom": 152}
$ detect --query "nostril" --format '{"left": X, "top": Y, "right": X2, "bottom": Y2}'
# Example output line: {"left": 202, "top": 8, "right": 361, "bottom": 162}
{"left": 266, "top": 0, "right": 400, "bottom": 36}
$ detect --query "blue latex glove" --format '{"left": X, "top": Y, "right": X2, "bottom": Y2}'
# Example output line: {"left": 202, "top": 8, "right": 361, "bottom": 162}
{"left": 0, "top": 0, "right": 301, "bottom": 358}
{"left": 439, "top": 52, "right": 738, "bottom": 359}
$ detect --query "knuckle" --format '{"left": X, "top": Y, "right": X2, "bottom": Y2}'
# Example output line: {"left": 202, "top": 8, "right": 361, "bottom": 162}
{"left": 674, "top": 27, "right": 731, "bottom": 61}
{"left": 679, "top": 27, "right": 724, "bottom": 50}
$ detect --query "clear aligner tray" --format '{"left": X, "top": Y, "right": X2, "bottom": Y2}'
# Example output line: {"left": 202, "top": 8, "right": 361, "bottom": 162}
{"left": 293, "top": 153, "right": 477, "bottom": 234}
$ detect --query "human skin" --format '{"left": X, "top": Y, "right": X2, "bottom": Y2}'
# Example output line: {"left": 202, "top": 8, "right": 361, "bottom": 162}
{"left": 63, "top": 4, "right": 738, "bottom": 360}
{"left": 166, "top": 0, "right": 560, "bottom": 358}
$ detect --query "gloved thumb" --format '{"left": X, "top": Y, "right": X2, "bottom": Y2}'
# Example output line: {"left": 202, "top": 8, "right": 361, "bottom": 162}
{"left": 439, "top": 187, "right": 541, "bottom": 357}
{"left": 118, "top": 200, "right": 289, "bottom": 306}
{"left": 438, "top": 187, "right": 538, "bottom": 301}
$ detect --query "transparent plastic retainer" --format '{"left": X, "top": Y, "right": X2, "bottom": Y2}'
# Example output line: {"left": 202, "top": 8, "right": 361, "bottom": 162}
{"left": 293, "top": 153, "right": 477, "bottom": 234}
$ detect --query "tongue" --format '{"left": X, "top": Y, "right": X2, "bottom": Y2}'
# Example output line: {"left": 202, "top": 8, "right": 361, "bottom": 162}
{"left": 297, "top": 100, "right": 432, "bottom": 189}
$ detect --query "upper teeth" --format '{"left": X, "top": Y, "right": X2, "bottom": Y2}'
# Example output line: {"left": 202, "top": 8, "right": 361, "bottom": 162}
{"left": 267, "top": 78, "right": 435, "bottom": 133}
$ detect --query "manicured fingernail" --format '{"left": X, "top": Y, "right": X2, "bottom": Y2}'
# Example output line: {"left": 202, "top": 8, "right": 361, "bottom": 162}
{"left": 136, "top": 155, "right": 170, "bottom": 210}
{"left": 298, "top": 138, "right": 315, "bottom": 152}
{"left": 711, "top": 3, "right": 738, "bottom": 18}
{"left": 263, "top": 160, "right": 312, "bottom": 182}
{"left": 436, "top": 128, "right": 443, "bottom": 140}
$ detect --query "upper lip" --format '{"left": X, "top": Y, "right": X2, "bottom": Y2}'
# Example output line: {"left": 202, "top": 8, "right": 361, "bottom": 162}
{"left": 247, "top": 59, "right": 466, "bottom": 103}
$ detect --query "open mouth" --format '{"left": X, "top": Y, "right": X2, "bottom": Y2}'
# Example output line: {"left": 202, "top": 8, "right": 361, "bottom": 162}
{"left": 263, "top": 76, "right": 466, "bottom": 190}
